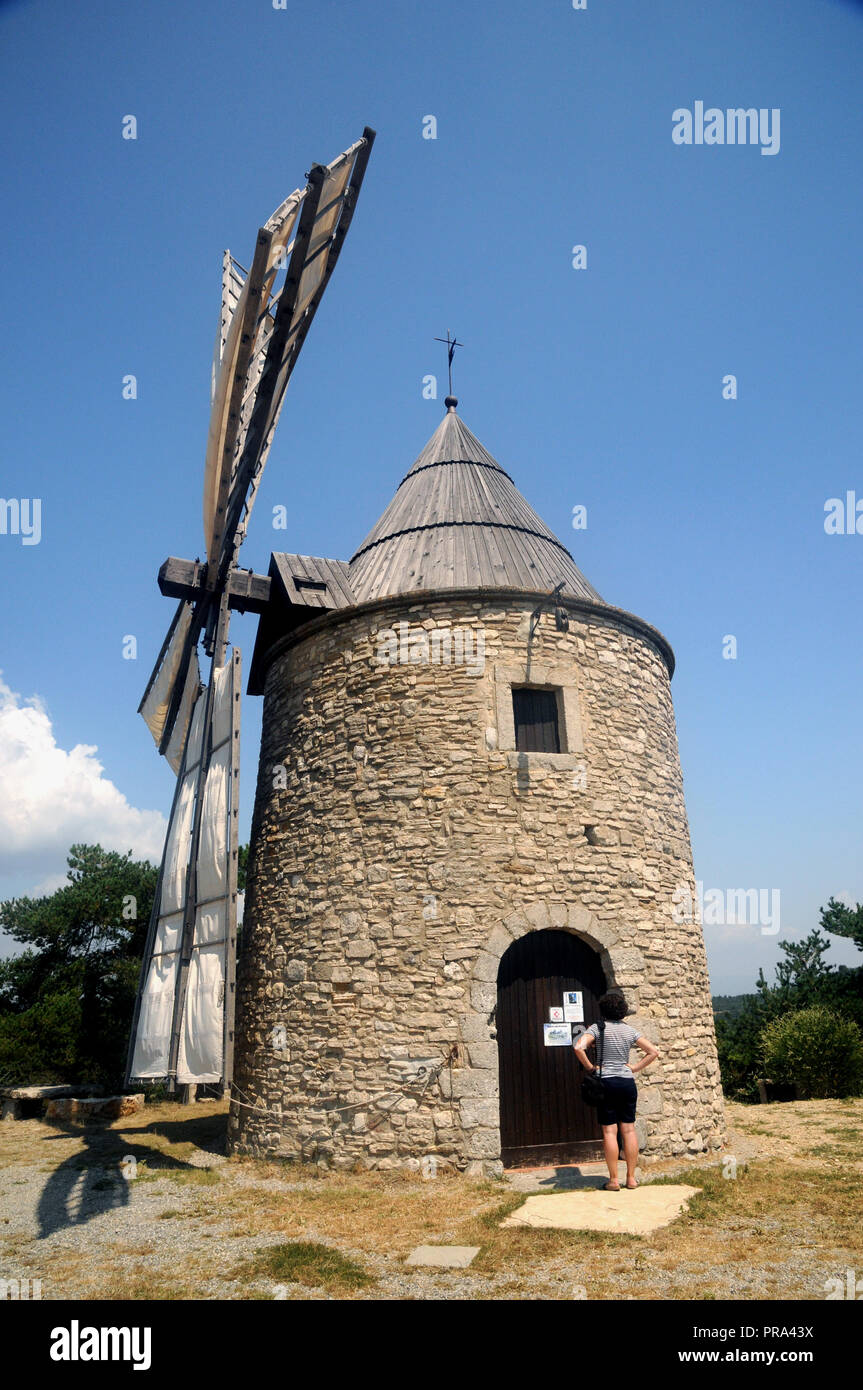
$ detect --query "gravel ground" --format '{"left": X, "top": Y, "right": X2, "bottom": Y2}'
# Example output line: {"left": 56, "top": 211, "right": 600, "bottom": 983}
{"left": 0, "top": 1148, "right": 519, "bottom": 1301}
{"left": 0, "top": 1099, "right": 859, "bottom": 1301}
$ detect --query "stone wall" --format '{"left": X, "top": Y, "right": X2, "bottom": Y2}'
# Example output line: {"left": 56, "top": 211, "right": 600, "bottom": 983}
{"left": 230, "top": 593, "right": 727, "bottom": 1172}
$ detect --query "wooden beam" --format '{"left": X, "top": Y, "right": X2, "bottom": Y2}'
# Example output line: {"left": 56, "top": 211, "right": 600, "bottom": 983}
{"left": 222, "top": 646, "right": 242, "bottom": 1093}
{"left": 214, "top": 164, "right": 328, "bottom": 589}
{"left": 226, "top": 568, "right": 271, "bottom": 613}
{"left": 158, "top": 557, "right": 207, "bottom": 600}
{"left": 158, "top": 556, "right": 270, "bottom": 612}
{"left": 206, "top": 226, "right": 276, "bottom": 565}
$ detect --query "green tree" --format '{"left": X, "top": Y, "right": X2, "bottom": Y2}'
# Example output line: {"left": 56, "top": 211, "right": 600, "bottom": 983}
{"left": 760, "top": 1005, "right": 863, "bottom": 1099}
{"left": 0, "top": 844, "right": 157, "bottom": 1088}
{"left": 714, "top": 926, "right": 863, "bottom": 1100}
{"left": 714, "top": 999, "right": 769, "bottom": 1102}
{"left": 237, "top": 843, "right": 249, "bottom": 893}
{"left": 755, "top": 929, "right": 834, "bottom": 1010}
{"left": 820, "top": 896, "right": 863, "bottom": 953}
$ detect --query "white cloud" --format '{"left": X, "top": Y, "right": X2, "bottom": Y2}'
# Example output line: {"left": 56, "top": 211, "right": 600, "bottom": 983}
{"left": 24, "top": 871, "right": 70, "bottom": 899}
{"left": 0, "top": 673, "right": 166, "bottom": 895}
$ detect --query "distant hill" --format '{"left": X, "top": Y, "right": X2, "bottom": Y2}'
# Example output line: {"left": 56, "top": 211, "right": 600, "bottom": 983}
{"left": 712, "top": 993, "right": 757, "bottom": 1019}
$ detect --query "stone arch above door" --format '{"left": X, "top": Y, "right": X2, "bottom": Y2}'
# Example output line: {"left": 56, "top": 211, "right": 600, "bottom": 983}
{"left": 448, "top": 900, "right": 645, "bottom": 1177}
{"left": 466, "top": 900, "right": 640, "bottom": 1016}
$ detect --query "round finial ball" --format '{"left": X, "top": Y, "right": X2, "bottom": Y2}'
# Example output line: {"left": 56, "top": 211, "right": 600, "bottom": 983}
{"left": 444, "top": 395, "right": 458, "bottom": 410}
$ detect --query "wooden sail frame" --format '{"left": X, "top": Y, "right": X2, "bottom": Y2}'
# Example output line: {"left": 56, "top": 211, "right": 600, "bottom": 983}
{"left": 126, "top": 128, "right": 375, "bottom": 1091}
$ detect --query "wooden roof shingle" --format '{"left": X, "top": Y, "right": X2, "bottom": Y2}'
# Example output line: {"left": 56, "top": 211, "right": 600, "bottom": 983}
{"left": 347, "top": 405, "right": 602, "bottom": 604}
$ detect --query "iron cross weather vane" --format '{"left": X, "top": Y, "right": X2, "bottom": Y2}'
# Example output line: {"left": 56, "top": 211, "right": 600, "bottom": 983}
{"left": 434, "top": 330, "right": 464, "bottom": 400}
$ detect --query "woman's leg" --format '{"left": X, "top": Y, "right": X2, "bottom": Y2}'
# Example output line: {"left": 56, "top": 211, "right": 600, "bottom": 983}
{"left": 601, "top": 1123, "right": 620, "bottom": 1187}
{"left": 619, "top": 1121, "right": 638, "bottom": 1186}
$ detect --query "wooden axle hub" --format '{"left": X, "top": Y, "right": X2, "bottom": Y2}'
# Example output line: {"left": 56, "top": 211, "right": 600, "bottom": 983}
{"left": 157, "top": 556, "right": 271, "bottom": 614}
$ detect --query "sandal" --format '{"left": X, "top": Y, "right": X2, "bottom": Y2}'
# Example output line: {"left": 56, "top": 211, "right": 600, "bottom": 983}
{"left": 603, "top": 1181, "right": 621, "bottom": 1191}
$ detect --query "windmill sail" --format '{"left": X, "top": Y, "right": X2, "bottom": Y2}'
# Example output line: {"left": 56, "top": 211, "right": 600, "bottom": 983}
{"left": 164, "top": 653, "right": 202, "bottom": 775}
{"left": 129, "top": 654, "right": 239, "bottom": 1081}
{"left": 211, "top": 250, "right": 248, "bottom": 406}
{"left": 128, "top": 692, "right": 205, "bottom": 1078}
{"left": 139, "top": 600, "right": 201, "bottom": 767}
{"left": 203, "top": 134, "right": 366, "bottom": 569}
{"left": 127, "top": 128, "right": 375, "bottom": 1089}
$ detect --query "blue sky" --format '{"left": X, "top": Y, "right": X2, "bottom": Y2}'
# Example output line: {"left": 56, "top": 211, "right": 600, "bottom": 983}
{"left": 0, "top": 0, "right": 861, "bottom": 993}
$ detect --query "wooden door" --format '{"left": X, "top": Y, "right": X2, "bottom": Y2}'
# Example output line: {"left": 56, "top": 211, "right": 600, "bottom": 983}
{"left": 497, "top": 929, "right": 606, "bottom": 1167}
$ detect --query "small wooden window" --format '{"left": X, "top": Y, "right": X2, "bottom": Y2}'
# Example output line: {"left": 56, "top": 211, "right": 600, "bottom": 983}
{"left": 512, "top": 687, "right": 561, "bottom": 753}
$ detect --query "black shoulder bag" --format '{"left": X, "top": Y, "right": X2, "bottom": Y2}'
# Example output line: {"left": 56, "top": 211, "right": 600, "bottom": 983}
{"left": 581, "top": 1020, "right": 606, "bottom": 1106}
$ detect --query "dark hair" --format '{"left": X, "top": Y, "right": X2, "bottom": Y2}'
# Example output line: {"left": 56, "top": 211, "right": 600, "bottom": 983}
{"left": 598, "top": 991, "right": 628, "bottom": 1021}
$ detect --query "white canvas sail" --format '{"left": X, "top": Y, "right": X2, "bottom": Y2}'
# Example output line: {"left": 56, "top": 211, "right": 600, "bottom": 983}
{"left": 177, "top": 659, "right": 236, "bottom": 1082}
{"left": 129, "top": 656, "right": 239, "bottom": 1085}
{"left": 140, "top": 602, "right": 200, "bottom": 755}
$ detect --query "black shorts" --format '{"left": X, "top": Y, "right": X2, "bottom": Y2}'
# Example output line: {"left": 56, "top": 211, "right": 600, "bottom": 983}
{"left": 598, "top": 1076, "right": 637, "bottom": 1126}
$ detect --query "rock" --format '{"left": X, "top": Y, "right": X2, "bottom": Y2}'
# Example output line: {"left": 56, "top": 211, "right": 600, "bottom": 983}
{"left": 405, "top": 1245, "right": 480, "bottom": 1268}
{"left": 44, "top": 1095, "right": 144, "bottom": 1122}
{"left": 345, "top": 940, "right": 375, "bottom": 959}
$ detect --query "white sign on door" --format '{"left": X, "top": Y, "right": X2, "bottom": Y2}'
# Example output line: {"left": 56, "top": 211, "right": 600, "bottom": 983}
{"left": 543, "top": 1022, "right": 573, "bottom": 1047}
{"left": 563, "top": 990, "right": 584, "bottom": 1023}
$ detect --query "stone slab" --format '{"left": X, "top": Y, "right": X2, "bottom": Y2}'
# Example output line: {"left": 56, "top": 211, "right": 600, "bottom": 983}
{"left": 500, "top": 1185, "right": 701, "bottom": 1235}
{"left": 1, "top": 1084, "right": 105, "bottom": 1121}
{"left": 405, "top": 1245, "right": 481, "bottom": 1269}
{"left": 44, "top": 1094, "right": 144, "bottom": 1122}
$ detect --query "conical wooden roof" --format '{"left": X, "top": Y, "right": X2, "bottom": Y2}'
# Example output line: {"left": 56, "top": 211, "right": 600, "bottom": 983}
{"left": 348, "top": 404, "right": 602, "bottom": 603}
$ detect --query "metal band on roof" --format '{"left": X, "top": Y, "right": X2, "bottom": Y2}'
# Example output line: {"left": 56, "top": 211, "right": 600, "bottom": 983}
{"left": 350, "top": 518, "right": 579, "bottom": 565}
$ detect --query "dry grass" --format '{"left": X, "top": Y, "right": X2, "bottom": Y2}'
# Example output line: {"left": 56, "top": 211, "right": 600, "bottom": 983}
{"left": 211, "top": 1161, "right": 505, "bottom": 1255}
{"left": 1, "top": 1096, "right": 861, "bottom": 1299}
{"left": 725, "top": 1097, "right": 863, "bottom": 1170}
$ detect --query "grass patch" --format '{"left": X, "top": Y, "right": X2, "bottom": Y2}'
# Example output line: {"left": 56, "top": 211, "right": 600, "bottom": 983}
{"left": 133, "top": 1161, "right": 219, "bottom": 1186}
{"left": 158, "top": 1166, "right": 220, "bottom": 1186}
{"left": 475, "top": 1196, "right": 527, "bottom": 1231}
{"left": 471, "top": 1223, "right": 640, "bottom": 1275}
{"left": 241, "top": 1241, "right": 374, "bottom": 1293}
{"left": 105, "top": 1271, "right": 203, "bottom": 1300}
{"left": 647, "top": 1164, "right": 739, "bottom": 1221}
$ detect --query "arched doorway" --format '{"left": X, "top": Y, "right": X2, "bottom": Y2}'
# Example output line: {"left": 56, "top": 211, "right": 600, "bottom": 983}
{"left": 497, "top": 929, "right": 606, "bottom": 1167}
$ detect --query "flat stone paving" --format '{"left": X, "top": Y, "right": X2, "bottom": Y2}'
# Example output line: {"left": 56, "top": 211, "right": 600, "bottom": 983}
{"left": 405, "top": 1245, "right": 481, "bottom": 1268}
{"left": 500, "top": 1185, "right": 702, "bottom": 1236}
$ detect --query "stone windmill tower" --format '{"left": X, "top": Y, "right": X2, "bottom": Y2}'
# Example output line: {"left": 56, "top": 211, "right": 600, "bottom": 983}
{"left": 229, "top": 396, "right": 726, "bottom": 1174}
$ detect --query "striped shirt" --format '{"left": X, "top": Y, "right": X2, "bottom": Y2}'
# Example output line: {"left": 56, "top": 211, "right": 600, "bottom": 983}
{"left": 586, "top": 1021, "right": 641, "bottom": 1079}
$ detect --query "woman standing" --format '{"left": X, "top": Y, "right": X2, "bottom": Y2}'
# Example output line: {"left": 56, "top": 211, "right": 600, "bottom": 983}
{"left": 573, "top": 990, "right": 659, "bottom": 1190}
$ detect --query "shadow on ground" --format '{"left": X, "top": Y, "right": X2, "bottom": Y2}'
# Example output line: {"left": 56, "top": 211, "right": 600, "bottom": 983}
{"left": 505, "top": 1163, "right": 609, "bottom": 1193}
{"left": 35, "top": 1110, "right": 227, "bottom": 1239}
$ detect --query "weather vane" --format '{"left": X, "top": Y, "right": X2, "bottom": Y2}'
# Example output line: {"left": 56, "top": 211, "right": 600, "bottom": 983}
{"left": 434, "top": 330, "right": 464, "bottom": 401}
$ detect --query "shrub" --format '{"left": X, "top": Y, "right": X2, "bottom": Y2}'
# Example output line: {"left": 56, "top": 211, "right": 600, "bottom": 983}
{"left": 760, "top": 1006, "right": 863, "bottom": 1099}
